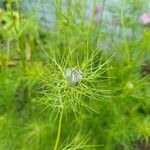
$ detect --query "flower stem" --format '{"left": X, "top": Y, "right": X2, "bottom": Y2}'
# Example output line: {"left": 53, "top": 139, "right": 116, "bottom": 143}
{"left": 54, "top": 108, "right": 63, "bottom": 150}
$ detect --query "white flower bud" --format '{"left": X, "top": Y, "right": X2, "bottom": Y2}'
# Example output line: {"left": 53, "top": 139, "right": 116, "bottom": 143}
{"left": 126, "top": 81, "right": 134, "bottom": 90}
{"left": 35, "top": 127, "right": 40, "bottom": 133}
{"left": 65, "top": 67, "right": 83, "bottom": 85}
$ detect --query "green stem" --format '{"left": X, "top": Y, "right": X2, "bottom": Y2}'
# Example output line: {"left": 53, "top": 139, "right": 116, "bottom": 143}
{"left": 120, "top": 0, "right": 131, "bottom": 66}
{"left": 88, "top": 0, "right": 96, "bottom": 33}
{"left": 95, "top": 0, "right": 106, "bottom": 49}
{"left": 54, "top": 108, "right": 63, "bottom": 150}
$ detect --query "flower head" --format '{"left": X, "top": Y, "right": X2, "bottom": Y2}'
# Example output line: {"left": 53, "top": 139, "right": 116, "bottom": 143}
{"left": 95, "top": 5, "right": 102, "bottom": 15}
{"left": 140, "top": 12, "right": 150, "bottom": 25}
{"left": 94, "top": 5, "right": 103, "bottom": 23}
{"left": 65, "top": 67, "right": 83, "bottom": 85}
{"left": 126, "top": 81, "right": 134, "bottom": 90}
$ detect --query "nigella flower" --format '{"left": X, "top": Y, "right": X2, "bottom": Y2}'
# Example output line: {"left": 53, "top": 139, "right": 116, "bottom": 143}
{"left": 95, "top": 5, "right": 102, "bottom": 15}
{"left": 35, "top": 127, "right": 40, "bottom": 133}
{"left": 140, "top": 12, "right": 150, "bottom": 25}
{"left": 126, "top": 81, "right": 134, "bottom": 90}
{"left": 94, "top": 5, "right": 103, "bottom": 23}
{"left": 65, "top": 67, "right": 83, "bottom": 85}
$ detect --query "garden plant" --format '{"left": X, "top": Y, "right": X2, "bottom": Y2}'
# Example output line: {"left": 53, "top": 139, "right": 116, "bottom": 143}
{"left": 0, "top": 0, "right": 150, "bottom": 150}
